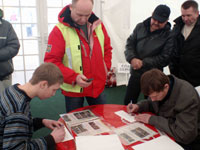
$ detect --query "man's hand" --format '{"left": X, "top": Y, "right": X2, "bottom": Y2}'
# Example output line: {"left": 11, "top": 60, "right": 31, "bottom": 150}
{"left": 42, "top": 119, "right": 64, "bottom": 130}
{"left": 135, "top": 114, "right": 152, "bottom": 124}
{"left": 127, "top": 104, "right": 139, "bottom": 114}
{"left": 50, "top": 126, "right": 65, "bottom": 143}
{"left": 131, "top": 58, "right": 143, "bottom": 70}
{"left": 76, "top": 74, "right": 92, "bottom": 87}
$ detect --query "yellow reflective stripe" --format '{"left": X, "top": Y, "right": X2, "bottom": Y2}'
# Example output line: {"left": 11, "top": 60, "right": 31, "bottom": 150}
{"left": 57, "top": 23, "right": 83, "bottom": 93}
{"left": 56, "top": 23, "right": 105, "bottom": 93}
{"left": 95, "top": 24, "right": 104, "bottom": 57}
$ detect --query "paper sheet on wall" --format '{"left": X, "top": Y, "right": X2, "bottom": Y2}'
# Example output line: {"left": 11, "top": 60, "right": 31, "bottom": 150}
{"left": 115, "top": 110, "right": 136, "bottom": 123}
{"left": 76, "top": 134, "right": 124, "bottom": 150}
{"left": 132, "top": 135, "right": 184, "bottom": 150}
{"left": 62, "top": 127, "right": 74, "bottom": 142}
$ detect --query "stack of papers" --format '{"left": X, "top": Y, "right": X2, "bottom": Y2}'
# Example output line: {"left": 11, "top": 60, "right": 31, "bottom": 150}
{"left": 132, "top": 135, "right": 184, "bottom": 150}
{"left": 76, "top": 134, "right": 124, "bottom": 150}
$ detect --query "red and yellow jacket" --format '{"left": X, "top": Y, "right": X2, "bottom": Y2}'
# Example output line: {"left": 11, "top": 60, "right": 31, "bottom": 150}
{"left": 44, "top": 6, "right": 112, "bottom": 98}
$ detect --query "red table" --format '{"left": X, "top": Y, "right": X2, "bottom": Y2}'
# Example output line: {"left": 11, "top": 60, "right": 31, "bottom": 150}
{"left": 56, "top": 104, "right": 162, "bottom": 150}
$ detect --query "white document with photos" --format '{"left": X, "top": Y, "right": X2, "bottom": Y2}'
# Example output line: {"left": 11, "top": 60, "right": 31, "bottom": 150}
{"left": 114, "top": 122, "right": 157, "bottom": 145}
{"left": 76, "top": 134, "right": 124, "bottom": 150}
{"left": 60, "top": 109, "right": 99, "bottom": 126}
{"left": 71, "top": 119, "right": 111, "bottom": 136}
{"left": 115, "top": 110, "right": 136, "bottom": 123}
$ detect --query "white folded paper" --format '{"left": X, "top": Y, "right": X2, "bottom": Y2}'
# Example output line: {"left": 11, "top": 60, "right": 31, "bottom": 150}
{"left": 132, "top": 135, "right": 184, "bottom": 150}
{"left": 76, "top": 134, "right": 124, "bottom": 150}
{"left": 115, "top": 110, "right": 136, "bottom": 123}
{"left": 62, "top": 127, "right": 74, "bottom": 142}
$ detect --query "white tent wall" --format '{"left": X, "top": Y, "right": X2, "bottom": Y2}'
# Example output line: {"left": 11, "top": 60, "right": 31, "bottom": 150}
{"left": 93, "top": 0, "right": 200, "bottom": 86}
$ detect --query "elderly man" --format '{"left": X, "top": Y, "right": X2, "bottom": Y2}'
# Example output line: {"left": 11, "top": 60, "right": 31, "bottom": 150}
{"left": 44, "top": 0, "right": 112, "bottom": 112}
{"left": 124, "top": 5, "right": 173, "bottom": 105}
{"left": 127, "top": 69, "right": 200, "bottom": 150}
{"left": 169, "top": 0, "right": 200, "bottom": 87}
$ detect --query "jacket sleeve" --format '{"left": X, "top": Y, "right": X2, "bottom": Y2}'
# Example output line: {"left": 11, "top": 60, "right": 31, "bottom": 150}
{"left": 33, "top": 118, "right": 45, "bottom": 131}
{"left": 137, "top": 99, "right": 155, "bottom": 113}
{"left": 149, "top": 96, "right": 199, "bottom": 144}
{"left": 101, "top": 23, "right": 112, "bottom": 70}
{"left": 142, "top": 31, "right": 173, "bottom": 69}
{"left": 169, "top": 26, "right": 181, "bottom": 76}
{"left": 44, "top": 26, "right": 78, "bottom": 84}
{"left": 124, "top": 24, "right": 140, "bottom": 63}
{"left": 0, "top": 21, "right": 20, "bottom": 61}
{"left": 3, "top": 113, "right": 55, "bottom": 150}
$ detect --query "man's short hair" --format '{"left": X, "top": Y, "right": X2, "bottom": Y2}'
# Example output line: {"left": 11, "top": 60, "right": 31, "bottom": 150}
{"left": 140, "top": 69, "right": 169, "bottom": 96}
{"left": 72, "top": 0, "right": 93, "bottom": 6}
{"left": 29, "top": 63, "right": 63, "bottom": 86}
{"left": 182, "top": 0, "right": 199, "bottom": 11}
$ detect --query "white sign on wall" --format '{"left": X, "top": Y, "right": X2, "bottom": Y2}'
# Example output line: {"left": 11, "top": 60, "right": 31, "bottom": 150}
{"left": 117, "top": 63, "right": 130, "bottom": 73}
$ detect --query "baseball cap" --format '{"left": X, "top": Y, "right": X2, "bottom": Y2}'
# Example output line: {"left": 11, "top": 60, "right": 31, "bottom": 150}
{"left": 152, "top": 5, "right": 170, "bottom": 23}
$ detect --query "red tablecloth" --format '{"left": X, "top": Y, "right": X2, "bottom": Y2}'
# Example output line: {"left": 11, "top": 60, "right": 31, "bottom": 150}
{"left": 56, "top": 104, "right": 162, "bottom": 150}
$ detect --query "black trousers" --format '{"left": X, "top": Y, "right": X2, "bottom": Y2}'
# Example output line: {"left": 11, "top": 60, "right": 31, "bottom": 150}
{"left": 124, "top": 73, "right": 142, "bottom": 105}
{"left": 178, "top": 135, "right": 200, "bottom": 150}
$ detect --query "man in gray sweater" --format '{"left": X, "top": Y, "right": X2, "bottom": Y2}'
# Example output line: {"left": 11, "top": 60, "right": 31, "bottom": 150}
{"left": 127, "top": 69, "right": 200, "bottom": 150}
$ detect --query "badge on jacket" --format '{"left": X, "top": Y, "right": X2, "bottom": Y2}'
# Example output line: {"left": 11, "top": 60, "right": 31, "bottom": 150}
{"left": 46, "top": 44, "right": 52, "bottom": 52}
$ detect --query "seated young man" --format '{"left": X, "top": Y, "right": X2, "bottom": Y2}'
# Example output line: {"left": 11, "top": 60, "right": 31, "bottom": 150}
{"left": 0, "top": 63, "right": 65, "bottom": 150}
{"left": 127, "top": 68, "right": 200, "bottom": 150}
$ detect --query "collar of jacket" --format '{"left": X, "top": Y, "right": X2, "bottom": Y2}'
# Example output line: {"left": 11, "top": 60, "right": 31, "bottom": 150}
{"left": 143, "top": 17, "right": 171, "bottom": 33}
{"left": 58, "top": 5, "right": 99, "bottom": 29}
{"left": 174, "top": 15, "right": 200, "bottom": 28}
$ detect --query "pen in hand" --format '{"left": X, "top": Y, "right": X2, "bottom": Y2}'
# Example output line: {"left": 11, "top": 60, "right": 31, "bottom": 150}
{"left": 127, "top": 100, "right": 133, "bottom": 114}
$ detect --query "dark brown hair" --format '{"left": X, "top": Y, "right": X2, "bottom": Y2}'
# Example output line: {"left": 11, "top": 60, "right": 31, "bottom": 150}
{"left": 182, "top": 0, "right": 198, "bottom": 11}
{"left": 29, "top": 63, "right": 63, "bottom": 86}
{"left": 140, "top": 69, "right": 169, "bottom": 96}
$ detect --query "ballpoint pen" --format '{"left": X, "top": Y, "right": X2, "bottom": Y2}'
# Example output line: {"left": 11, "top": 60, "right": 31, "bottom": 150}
{"left": 129, "top": 100, "right": 133, "bottom": 110}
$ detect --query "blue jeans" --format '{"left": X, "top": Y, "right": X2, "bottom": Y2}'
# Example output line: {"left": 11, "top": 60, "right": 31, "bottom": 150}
{"left": 65, "top": 91, "right": 106, "bottom": 112}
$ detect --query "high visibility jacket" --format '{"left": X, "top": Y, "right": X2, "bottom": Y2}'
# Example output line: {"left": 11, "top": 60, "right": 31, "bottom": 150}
{"left": 44, "top": 5, "right": 112, "bottom": 98}
{"left": 56, "top": 22, "right": 105, "bottom": 93}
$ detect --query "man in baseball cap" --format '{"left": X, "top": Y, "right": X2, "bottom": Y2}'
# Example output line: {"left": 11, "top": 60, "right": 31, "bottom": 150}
{"left": 124, "top": 4, "right": 173, "bottom": 105}
{"left": 152, "top": 5, "right": 170, "bottom": 23}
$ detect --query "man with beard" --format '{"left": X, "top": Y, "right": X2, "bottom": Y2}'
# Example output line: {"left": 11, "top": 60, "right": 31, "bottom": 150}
{"left": 124, "top": 5, "right": 173, "bottom": 105}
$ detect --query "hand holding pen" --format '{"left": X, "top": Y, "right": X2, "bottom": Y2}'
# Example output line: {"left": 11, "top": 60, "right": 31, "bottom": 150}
{"left": 127, "top": 101, "right": 139, "bottom": 114}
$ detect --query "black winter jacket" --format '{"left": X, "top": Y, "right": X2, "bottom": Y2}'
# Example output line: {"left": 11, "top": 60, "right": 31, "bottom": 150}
{"left": 0, "top": 19, "right": 20, "bottom": 80}
{"left": 169, "top": 16, "right": 200, "bottom": 87}
{"left": 125, "top": 17, "right": 173, "bottom": 75}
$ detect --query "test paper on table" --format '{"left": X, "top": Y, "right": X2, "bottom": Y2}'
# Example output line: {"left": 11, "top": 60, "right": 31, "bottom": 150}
{"left": 132, "top": 135, "right": 184, "bottom": 150}
{"left": 115, "top": 110, "right": 136, "bottom": 123}
{"left": 62, "top": 127, "right": 74, "bottom": 142}
{"left": 76, "top": 134, "right": 124, "bottom": 150}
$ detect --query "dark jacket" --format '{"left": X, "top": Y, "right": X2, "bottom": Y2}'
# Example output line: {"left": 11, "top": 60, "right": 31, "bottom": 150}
{"left": 169, "top": 16, "right": 200, "bottom": 87}
{"left": 0, "top": 19, "right": 20, "bottom": 80}
{"left": 124, "top": 17, "right": 173, "bottom": 75}
{"left": 138, "top": 75, "right": 200, "bottom": 144}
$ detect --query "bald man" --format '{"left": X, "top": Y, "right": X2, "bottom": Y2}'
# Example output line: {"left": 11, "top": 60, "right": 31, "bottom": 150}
{"left": 44, "top": 0, "right": 113, "bottom": 112}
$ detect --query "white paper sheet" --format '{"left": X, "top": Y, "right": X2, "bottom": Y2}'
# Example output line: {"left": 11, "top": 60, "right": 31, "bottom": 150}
{"left": 76, "top": 134, "right": 124, "bottom": 150}
{"left": 115, "top": 110, "right": 136, "bottom": 123}
{"left": 62, "top": 127, "right": 74, "bottom": 142}
{"left": 132, "top": 135, "right": 184, "bottom": 150}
